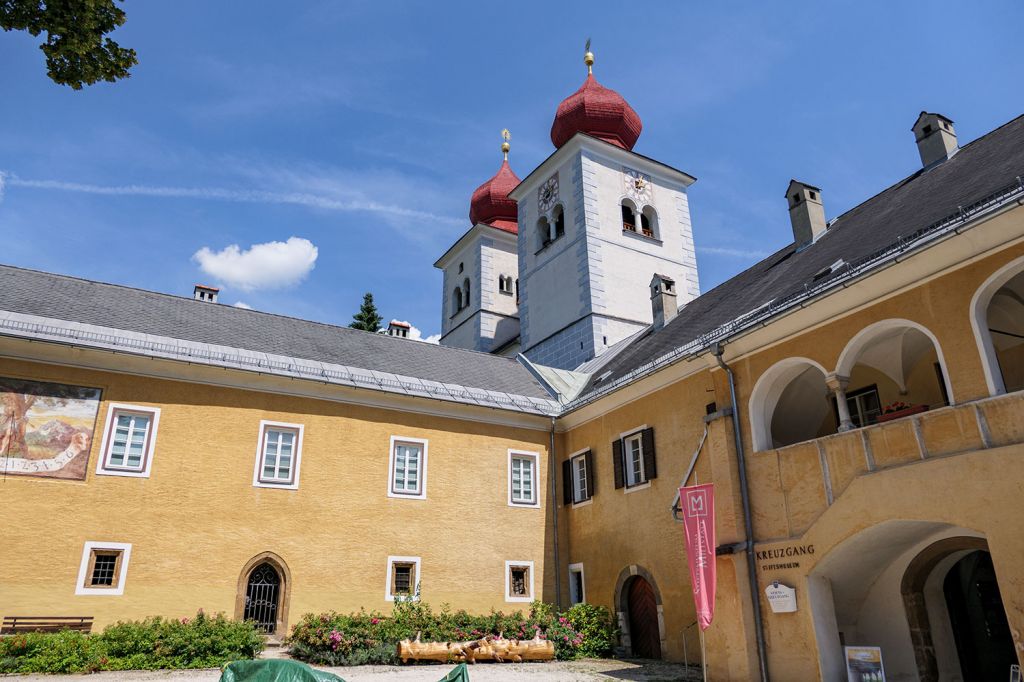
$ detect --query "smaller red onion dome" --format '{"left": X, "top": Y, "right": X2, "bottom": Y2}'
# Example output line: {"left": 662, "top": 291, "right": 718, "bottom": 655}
{"left": 550, "top": 73, "right": 642, "bottom": 150}
{"left": 469, "top": 156, "right": 521, "bottom": 234}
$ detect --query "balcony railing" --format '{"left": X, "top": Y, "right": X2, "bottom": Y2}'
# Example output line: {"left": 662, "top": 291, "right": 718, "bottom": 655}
{"left": 623, "top": 223, "right": 655, "bottom": 238}
{"left": 752, "top": 391, "right": 1024, "bottom": 537}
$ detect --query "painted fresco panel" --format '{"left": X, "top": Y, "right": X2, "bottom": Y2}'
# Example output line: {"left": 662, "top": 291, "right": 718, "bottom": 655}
{"left": 0, "top": 377, "right": 102, "bottom": 480}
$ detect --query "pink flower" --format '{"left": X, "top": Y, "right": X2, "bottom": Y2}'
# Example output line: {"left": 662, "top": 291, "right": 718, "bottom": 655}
{"left": 371, "top": 618, "right": 379, "bottom": 625}
{"left": 558, "top": 617, "right": 567, "bottom": 624}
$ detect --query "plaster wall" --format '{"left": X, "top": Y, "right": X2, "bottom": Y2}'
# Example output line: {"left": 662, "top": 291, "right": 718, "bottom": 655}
{"left": 0, "top": 357, "right": 553, "bottom": 632}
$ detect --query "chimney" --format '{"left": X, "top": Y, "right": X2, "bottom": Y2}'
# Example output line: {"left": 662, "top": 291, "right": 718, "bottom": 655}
{"left": 193, "top": 284, "right": 219, "bottom": 303}
{"left": 650, "top": 274, "right": 678, "bottom": 329}
{"left": 387, "top": 320, "right": 411, "bottom": 338}
{"left": 786, "top": 179, "right": 826, "bottom": 246}
{"left": 912, "top": 112, "right": 957, "bottom": 168}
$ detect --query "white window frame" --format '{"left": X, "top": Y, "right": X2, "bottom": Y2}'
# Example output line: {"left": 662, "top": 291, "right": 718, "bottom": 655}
{"left": 252, "top": 420, "right": 304, "bottom": 490}
{"left": 95, "top": 403, "right": 161, "bottom": 478}
{"left": 387, "top": 436, "right": 428, "bottom": 500}
{"left": 508, "top": 449, "right": 540, "bottom": 508}
{"left": 620, "top": 426, "right": 647, "bottom": 489}
{"left": 75, "top": 541, "right": 132, "bottom": 596}
{"left": 570, "top": 448, "right": 589, "bottom": 504}
{"left": 505, "top": 560, "right": 535, "bottom": 603}
{"left": 569, "top": 562, "right": 586, "bottom": 604}
{"left": 385, "top": 555, "right": 422, "bottom": 602}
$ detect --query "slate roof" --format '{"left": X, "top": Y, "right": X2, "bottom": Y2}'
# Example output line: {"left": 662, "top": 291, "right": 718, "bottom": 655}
{"left": 0, "top": 265, "right": 553, "bottom": 401}
{"left": 579, "top": 113, "right": 1024, "bottom": 397}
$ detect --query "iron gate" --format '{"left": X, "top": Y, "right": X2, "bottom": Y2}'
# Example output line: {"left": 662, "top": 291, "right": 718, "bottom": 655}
{"left": 243, "top": 563, "right": 280, "bottom": 633}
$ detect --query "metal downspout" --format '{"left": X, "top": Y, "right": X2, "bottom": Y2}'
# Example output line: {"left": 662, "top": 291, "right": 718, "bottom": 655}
{"left": 549, "top": 416, "right": 562, "bottom": 608}
{"left": 713, "top": 343, "right": 770, "bottom": 682}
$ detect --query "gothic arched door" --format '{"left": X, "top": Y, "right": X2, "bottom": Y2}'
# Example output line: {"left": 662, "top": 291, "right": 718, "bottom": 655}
{"left": 627, "top": 576, "right": 662, "bottom": 659}
{"left": 243, "top": 563, "right": 281, "bottom": 633}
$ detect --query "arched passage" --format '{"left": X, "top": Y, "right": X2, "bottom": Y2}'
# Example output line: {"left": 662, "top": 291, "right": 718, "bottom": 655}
{"left": 971, "top": 255, "right": 1024, "bottom": 396}
{"left": 749, "top": 357, "right": 833, "bottom": 451}
{"left": 808, "top": 522, "right": 1015, "bottom": 681}
{"left": 835, "top": 319, "right": 953, "bottom": 426}
{"left": 235, "top": 552, "right": 291, "bottom": 635}
{"left": 613, "top": 565, "right": 665, "bottom": 659}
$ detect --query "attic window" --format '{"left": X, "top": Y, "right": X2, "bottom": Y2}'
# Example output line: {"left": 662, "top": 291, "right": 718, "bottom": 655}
{"left": 597, "top": 370, "right": 612, "bottom": 384}
{"left": 812, "top": 258, "right": 847, "bottom": 281}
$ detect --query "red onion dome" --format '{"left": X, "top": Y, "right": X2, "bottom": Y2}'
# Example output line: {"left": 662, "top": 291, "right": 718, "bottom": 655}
{"left": 469, "top": 158, "right": 521, "bottom": 233}
{"left": 550, "top": 73, "right": 642, "bottom": 150}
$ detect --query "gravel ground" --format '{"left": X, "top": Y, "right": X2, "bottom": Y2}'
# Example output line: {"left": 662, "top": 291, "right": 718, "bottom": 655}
{"left": 6, "top": 660, "right": 702, "bottom": 682}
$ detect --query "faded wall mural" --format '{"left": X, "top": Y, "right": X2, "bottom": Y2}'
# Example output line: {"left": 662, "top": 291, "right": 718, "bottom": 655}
{"left": 0, "top": 377, "right": 102, "bottom": 480}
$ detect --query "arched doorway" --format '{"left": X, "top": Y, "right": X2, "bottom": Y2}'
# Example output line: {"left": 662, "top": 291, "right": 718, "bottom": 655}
{"left": 626, "top": 576, "right": 661, "bottom": 659}
{"left": 235, "top": 552, "right": 291, "bottom": 635}
{"left": 614, "top": 565, "right": 665, "bottom": 660}
{"left": 943, "top": 551, "right": 1016, "bottom": 680}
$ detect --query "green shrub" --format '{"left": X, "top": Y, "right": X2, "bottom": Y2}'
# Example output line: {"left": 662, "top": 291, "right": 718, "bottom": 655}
{"left": 0, "top": 611, "right": 263, "bottom": 674}
{"left": 287, "top": 599, "right": 617, "bottom": 665}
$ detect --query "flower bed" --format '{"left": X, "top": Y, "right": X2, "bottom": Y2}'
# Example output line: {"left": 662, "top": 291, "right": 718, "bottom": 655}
{"left": 288, "top": 600, "right": 617, "bottom": 665}
{"left": 0, "top": 611, "right": 263, "bottom": 674}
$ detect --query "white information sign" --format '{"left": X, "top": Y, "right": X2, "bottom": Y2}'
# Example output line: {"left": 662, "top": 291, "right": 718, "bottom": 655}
{"left": 764, "top": 581, "right": 797, "bottom": 613}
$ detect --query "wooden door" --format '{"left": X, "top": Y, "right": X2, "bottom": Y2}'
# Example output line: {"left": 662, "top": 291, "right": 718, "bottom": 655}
{"left": 627, "top": 576, "right": 662, "bottom": 659}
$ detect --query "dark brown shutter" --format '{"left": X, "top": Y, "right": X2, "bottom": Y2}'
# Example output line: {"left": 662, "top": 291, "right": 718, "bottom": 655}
{"left": 562, "top": 459, "right": 573, "bottom": 505}
{"left": 612, "top": 439, "right": 625, "bottom": 489}
{"left": 642, "top": 427, "right": 657, "bottom": 481}
{"left": 584, "top": 450, "right": 595, "bottom": 500}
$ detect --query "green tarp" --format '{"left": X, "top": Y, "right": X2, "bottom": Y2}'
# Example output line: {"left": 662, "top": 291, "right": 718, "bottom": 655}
{"left": 220, "top": 659, "right": 469, "bottom": 682}
{"left": 220, "top": 660, "right": 346, "bottom": 682}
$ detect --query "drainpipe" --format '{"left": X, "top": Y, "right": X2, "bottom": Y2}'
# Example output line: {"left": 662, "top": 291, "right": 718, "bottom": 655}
{"left": 712, "top": 342, "right": 770, "bottom": 682}
{"left": 549, "top": 416, "right": 563, "bottom": 608}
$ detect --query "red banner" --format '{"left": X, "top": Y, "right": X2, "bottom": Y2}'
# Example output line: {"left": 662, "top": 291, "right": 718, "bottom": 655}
{"left": 680, "top": 483, "right": 717, "bottom": 631}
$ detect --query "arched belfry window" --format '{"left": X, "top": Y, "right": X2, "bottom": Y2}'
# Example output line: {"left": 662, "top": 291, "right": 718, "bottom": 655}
{"left": 537, "top": 217, "right": 551, "bottom": 250}
{"left": 621, "top": 200, "right": 638, "bottom": 233}
{"left": 463, "top": 277, "right": 471, "bottom": 307}
{"left": 641, "top": 206, "right": 658, "bottom": 238}
{"left": 452, "top": 287, "right": 462, "bottom": 313}
{"left": 553, "top": 205, "right": 565, "bottom": 239}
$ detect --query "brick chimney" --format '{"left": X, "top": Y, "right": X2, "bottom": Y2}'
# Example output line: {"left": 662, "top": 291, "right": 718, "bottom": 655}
{"left": 786, "top": 179, "right": 826, "bottom": 246}
{"left": 650, "top": 274, "right": 678, "bottom": 329}
{"left": 912, "top": 112, "right": 958, "bottom": 168}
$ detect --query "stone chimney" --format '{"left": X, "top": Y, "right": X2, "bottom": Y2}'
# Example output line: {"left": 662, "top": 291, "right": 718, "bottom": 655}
{"left": 387, "top": 320, "right": 411, "bottom": 338}
{"left": 650, "top": 274, "right": 678, "bottom": 329}
{"left": 912, "top": 112, "right": 957, "bottom": 168}
{"left": 786, "top": 179, "right": 826, "bottom": 246}
{"left": 193, "top": 284, "right": 219, "bottom": 303}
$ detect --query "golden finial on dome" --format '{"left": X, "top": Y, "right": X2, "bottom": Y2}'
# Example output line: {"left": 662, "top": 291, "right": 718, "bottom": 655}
{"left": 501, "top": 128, "right": 511, "bottom": 160}
{"left": 584, "top": 37, "right": 594, "bottom": 75}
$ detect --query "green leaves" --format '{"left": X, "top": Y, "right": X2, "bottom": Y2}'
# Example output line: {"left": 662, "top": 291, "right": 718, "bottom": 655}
{"left": 0, "top": 0, "right": 137, "bottom": 89}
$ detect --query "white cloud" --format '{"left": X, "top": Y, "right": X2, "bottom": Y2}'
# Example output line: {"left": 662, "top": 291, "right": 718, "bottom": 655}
{"left": 233, "top": 301, "right": 253, "bottom": 309}
{"left": 391, "top": 319, "right": 440, "bottom": 344}
{"left": 193, "top": 237, "right": 318, "bottom": 291}
{"left": 0, "top": 171, "right": 6, "bottom": 203}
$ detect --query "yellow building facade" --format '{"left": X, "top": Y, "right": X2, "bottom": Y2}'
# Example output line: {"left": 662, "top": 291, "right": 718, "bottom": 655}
{"left": 3, "top": 103, "right": 1024, "bottom": 681}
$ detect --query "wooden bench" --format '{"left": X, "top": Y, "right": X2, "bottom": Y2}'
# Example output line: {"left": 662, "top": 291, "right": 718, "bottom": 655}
{"left": 1, "top": 616, "right": 94, "bottom": 634}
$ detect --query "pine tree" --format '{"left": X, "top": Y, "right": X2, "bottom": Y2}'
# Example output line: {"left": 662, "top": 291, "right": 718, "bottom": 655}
{"left": 350, "top": 292, "right": 383, "bottom": 332}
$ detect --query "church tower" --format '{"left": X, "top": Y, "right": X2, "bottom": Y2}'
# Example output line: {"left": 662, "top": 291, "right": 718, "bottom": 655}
{"left": 435, "top": 132, "right": 522, "bottom": 355}
{"left": 509, "top": 46, "right": 700, "bottom": 369}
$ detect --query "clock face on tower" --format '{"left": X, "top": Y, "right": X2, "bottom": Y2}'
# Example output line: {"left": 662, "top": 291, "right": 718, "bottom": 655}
{"left": 624, "top": 168, "right": 653, "bottom": 205}
{"left": 538, "top": 175, "right": 559, "bottom": 212}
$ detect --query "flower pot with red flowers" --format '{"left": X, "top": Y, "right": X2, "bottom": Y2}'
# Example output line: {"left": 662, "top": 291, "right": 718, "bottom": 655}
{"left": 875, "top": 401, "right": 929, "bottom": 423}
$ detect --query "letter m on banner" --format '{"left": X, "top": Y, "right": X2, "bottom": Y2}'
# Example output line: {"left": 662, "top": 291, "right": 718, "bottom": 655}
{"left": 680, "top": 483, "right": 717, "bottom": 630}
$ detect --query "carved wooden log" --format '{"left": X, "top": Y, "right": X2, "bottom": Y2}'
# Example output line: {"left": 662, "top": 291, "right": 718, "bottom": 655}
{"left": 397, "top": 632, "right": 554, "bottom": 664}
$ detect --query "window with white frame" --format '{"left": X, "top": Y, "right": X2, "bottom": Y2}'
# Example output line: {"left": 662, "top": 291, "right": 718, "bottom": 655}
{"left": 97, "top": 404, "right": 160, "bottom": 477}
{"left": 75, "top": 541, "right": 132, "bottom": 596}
{"left": 563, "top": 449, "right": 594, "bottom": 505}
{"left": 505, "top": 560, "right": 534, "bottom": 602}
{"left": 389, "top": 436, "right": 427, "bottom": 499}
{"left": 625, "top": 432, "right": 644, "bottom": 486}
{"left": 253, "top": 421, "right": 303, "bottom": 489}
{"left": 385, "top": 555, "right": 421, "bottom": 601}
{"left": 613, "top": 427, "right": 657, "bottom": 490}
{"left": 569, "top": 563, "right": 586, "bottom": 604}
{"left": 508, "top": 451, "right": 539, "bottom": 507}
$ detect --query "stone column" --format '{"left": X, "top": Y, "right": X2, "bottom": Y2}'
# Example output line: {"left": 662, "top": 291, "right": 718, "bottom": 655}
{"left": 826, "top": 373, "right": 855, "bottom": 432}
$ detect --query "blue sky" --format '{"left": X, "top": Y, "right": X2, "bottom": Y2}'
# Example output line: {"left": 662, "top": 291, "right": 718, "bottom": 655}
{"left": 2, "top": 1, "right": 1023, "bottom": 341}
